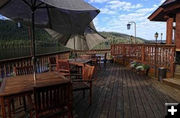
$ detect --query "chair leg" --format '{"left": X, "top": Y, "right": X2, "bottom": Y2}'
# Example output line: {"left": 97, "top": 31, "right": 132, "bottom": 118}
{"left": 23, "top": 96, "right": 27, "bottom": 112}
{"left": 11, "top": 99, "right": 15, "bottom": 114}
{"left": 27, "top": 95, "right": 33, "bottom": 118}
{"left": 19, "top": 97, "right": 22, "bottom": 105}
{"left": 89, "top": 88, "right": 92, "bottom": 105}
{"left": 83, "top": 90, "right": 85, "bottom": 98}
{"left": 68, "top": 111, "right": 71, "bottom": 118}
{"left": 7, "top": 99, "right": 12, "bottom": 118}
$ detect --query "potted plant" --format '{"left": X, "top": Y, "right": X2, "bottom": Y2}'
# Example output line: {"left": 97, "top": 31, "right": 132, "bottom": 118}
{"left": 109, "top": 55, "right": 114, "bottom": 63}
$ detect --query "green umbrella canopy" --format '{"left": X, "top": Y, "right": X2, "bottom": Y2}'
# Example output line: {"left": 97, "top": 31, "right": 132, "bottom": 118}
{"left": 0, "top": 0, "right": 100, "bottom": 34}
{"left": 45, "top": 22, "right": 107, "bottom": 50}
{"left": 0, "top": 0, "right": 100, "bottom": 81}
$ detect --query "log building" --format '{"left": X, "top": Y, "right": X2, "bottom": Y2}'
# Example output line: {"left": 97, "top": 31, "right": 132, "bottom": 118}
{"left": 149, "top": 0, "right": 180, "bottom": 52}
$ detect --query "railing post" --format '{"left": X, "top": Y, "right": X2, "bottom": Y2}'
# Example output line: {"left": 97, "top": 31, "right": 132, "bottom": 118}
{"left": 141, "top": 45, "right": 145, "bottom": 63}
{"left": 111, "top": 44, "right": 114, "bottom": 56}
{"left": 123, "top": 44, "right": 126, "bottom": 64}
{"left": 0, "top": 65, "right": 2, "bottom": 79}
{"left": 154, "top": 45, "right": 157, "bottom": 78}
{"left": 170, "top": 46, "right": 176, "bottom": 78}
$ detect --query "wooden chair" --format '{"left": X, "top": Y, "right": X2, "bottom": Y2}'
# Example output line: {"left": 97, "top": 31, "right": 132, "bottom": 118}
{"left": 90, "top": 54, "right": 100, "bottom": 71}
{"left": 56, "top": 59, "right": 82, "bottom": 80}
{"left": 14, "top": 65, "right": 33, "bottom": 76}
{"left": 13, "top": 65, "right": 34, "bottom": 114}
{"left": 33, "top": 83, "right": 73, "bottom": 118}
{"left": 56, "top": 59, "right": 70, "bottom": 77}
{"left": 48, "top": 56, "right": 56, "bottom": 71}
{"left": 72, "top": 64, "right": 95, "bottom": 105}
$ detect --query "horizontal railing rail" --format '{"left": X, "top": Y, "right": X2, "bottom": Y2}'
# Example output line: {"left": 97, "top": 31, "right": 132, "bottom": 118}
{"left": 111, "top": 44, "right": 176, "bottom": 78}
{"left": 0, "top": 51, "right": 71, "bottom": 79}
{"left": 0, "top": 49, "right": 110, "bottom": 79}
{"left": 74, "top": 49, "right": 111, "bottom": 59}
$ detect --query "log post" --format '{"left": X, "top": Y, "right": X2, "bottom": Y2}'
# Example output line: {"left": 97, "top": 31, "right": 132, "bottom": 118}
{"left": 166, "top": 17, "right": 173, "bottom": 44}
{"left": 175, "top": 13, "right": 180, "bottom": 50}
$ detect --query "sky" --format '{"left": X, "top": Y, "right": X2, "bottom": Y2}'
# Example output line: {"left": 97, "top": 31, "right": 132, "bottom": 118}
{"left": 0, "top": 0, "right": 166, "bottom": 40}
{"left": 85, "top": 0, "right": 166, "bottom": 40}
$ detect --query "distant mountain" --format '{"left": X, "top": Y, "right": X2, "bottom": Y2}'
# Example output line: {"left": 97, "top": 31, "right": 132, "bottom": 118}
{"left": 0, "top": 20, "right": 69, "bottom": 60}
{"left": 0, "top": 20, "right": 151, "bottom": 49}
{"left": 0, "top": 20, "right": 51, "bottom": 41}
{"left": 93, "top": 31, "right": 152, "bottom": 49}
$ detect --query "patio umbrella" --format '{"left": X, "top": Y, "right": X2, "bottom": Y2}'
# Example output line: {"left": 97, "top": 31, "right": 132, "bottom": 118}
{"left": 0, "top": 0, "right": 99, "bottom": 81}
{"left": 45, "top": 22, "right": 106, "bottom": 50}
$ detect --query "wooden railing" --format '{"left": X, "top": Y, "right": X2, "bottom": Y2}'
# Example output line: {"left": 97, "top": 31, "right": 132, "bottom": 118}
{"left": 0, "top": 41, "right": 68, "bottom": 60}
{"left": 111, "top": 44, "right": 176, "bottom": 77}
{"left": 0, "top": 49, "right": 111, "bottom": 79}
{"left": 0, "top": 51, "right": 70, "bottom": 79}
{"left": 74, "top": 49, "right": 111, "bottom": 59}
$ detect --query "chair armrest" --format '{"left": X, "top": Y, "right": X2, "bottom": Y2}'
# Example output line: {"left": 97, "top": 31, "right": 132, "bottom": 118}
{"left": 49, "top": 64, "right": 56, "bottom": 66}
{"left": 72, "top": 79, "right": 92, "bottom": 82}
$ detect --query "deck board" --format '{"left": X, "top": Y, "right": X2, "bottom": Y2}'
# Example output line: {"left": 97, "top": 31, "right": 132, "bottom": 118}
{"left": 73, "top": 63, "right": 178, "bottom": 118}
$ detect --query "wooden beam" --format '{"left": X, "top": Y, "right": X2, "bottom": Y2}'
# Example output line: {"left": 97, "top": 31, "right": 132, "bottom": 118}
{"left": 175, "top": 13, "right": 180, "bottom": 50}
{"left": 148, "top": 8, "right": 164, "bottom": 21}
{"left": 163, "top": 4, "right": 180, "bottom": 12}
{"left": 166, "top": 17, "right": 173, "bottom": 44}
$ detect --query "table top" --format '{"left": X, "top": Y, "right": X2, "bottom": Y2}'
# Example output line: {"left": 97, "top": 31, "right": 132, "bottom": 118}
{"left": 0, "top": 72, "right": 70, "bottom": 97}
{"left": 69, "top": 58, "right": 92, "bottom": 66}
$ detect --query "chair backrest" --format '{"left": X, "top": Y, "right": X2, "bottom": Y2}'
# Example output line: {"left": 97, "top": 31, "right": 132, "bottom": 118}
{"left": 33, "top": 83, "right": 72, "bottom": 118}
{"left": 56, "top": 59, "right": 70, "bottom": 74}
{"left": 104, "top": 53, "right": 107, "bottom": 60}
{"left": 82, "top": 64, "right": 95, "bottom": 81}
{"left": 14, "top": 65, "right": 33, "bottom": 76}
{"left": 80, "top": 55, "right": 91, "bottom": 59}
{"left": 56, "top": 53, "right": 70, "bottom": 60}
{"left": 48, "top": 56, "right": 56, "bottom": 65}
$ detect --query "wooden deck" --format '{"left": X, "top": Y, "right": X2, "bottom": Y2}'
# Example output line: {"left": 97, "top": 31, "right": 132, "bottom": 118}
{"left": 73, "top": 63, "right": 179, "bottom": 118}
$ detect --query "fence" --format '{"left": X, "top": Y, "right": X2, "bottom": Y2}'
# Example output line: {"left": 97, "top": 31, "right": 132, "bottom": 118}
{"left": 111, "top": 44, "right": 176, "bottom": 77}
{"left": 0, "top": 51, "right": 70, "bottom": 79}
{"left": 0, "top": 41, "right": 68, "bottom": 60}
{"left": 74, "top": 49, "right": 111, "bottom": 59}
{"left": 0, "top": 49, "right": 111, "bottom": 79}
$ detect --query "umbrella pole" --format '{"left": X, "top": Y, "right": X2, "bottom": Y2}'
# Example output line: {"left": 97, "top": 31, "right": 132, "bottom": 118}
{"left": 32, "top": 10, "right": 37, "bottom": 83}
{"left": 74, "top": 36, "right": 76, "bottom": 59}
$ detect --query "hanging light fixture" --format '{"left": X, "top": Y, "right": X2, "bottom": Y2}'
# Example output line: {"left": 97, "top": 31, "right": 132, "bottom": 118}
{"left": 127, "top": 23, "right": 131, "bottom": 30}
{"left": 154, "top": 32, "right": 159, "bottom": 43}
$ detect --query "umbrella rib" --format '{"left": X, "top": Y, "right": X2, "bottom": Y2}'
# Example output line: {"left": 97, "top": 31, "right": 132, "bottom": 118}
{"left": 65, "top": 34, "right": 72, "bottom": 45}
{"left": 0, "top": 0, "right": 11, "bottom": 9}
{"left": 35, "top": 2, "right": 45, "bottom": 8}
{"left": 22, "top": 0, "right": 32, "bottom": 9}
{"left": 33, "top": 0, "right": 37, "bottom": 6}
{"left": 88, "top": 26, "right": 106, "bottom": 39}
{"left": 46, "top": 4, "right": 52, "bottom": 28}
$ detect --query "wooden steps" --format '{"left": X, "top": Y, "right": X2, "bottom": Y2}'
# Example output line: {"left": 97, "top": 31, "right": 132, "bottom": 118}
{"left": 174, "top": 65, "right": 180, "bottom": 79}
{"left": 163, "top": 79, "right": 180, "bottom": 90}
{"left": 162, "top": 65, "right": 180, "bottom": 90}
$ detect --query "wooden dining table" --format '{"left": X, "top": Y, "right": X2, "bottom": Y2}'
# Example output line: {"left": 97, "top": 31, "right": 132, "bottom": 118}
{"left": 0, "top": 72, "right": 71, "bottom": 118}
{"left": 68, "top": 58, "right": 92, "bottom": 67}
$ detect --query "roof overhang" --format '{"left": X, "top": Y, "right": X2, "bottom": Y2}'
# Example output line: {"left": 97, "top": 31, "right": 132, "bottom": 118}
{"left": 148, "top": 0, "right": 180, "bottom": 22}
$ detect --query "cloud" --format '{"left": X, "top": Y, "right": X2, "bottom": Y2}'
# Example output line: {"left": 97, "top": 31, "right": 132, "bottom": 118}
{"left": 89, "top": 0, "right": 108, "bottom": 3}
{"left": 107, "top": 1, "right": 142, "bottom": 11}
{"left": 100, "top": 8, "right": 117, "bottom": 14}
{"left": 95, "top": 4, "right": 165, "bottom": 40}
{"left": 93, "top": 17, "right": 99, "bottom": 28}
{"left": 97, "top": 0, "right": 143, "bottom": 15}
{"left": 160, "top": 0, "right": 166, "bottom": 4}
{"left": 88, "top": 0, "right": 167, "bottom": 40}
